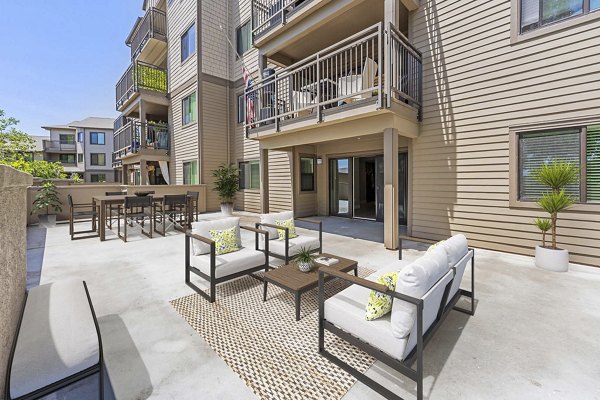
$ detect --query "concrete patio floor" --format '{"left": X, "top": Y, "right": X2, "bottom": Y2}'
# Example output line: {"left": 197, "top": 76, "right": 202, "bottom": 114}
{"left": 28, "top": 212, "right": 600, "bottom": 400}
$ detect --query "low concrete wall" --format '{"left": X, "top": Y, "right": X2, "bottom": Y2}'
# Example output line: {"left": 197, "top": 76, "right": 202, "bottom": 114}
{"left": 0, "top": 166, "right": 33, "bottom": 396}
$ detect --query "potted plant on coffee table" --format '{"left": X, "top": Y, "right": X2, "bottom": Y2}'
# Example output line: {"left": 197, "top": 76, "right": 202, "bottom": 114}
{"left": 533, "top": 160, "right": 578, "bottom": 272}
{"left": 294, "top": 247, "right": 315, "bottom": 273}
{"left": 212, "top": 163, "right": 238, "bottom": 216}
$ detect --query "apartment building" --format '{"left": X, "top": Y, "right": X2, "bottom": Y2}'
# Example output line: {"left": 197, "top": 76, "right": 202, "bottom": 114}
{"left": 41, "top": 117, "right": 115, "bottom": 182}
{"left": 122, "top": 0, "right": 600, "bottom": 266}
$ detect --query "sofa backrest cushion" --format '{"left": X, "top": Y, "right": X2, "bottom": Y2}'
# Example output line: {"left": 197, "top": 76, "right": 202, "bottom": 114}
{"left": 260, "top": 211, "right": 294, "bottom": 240}
{"left": 391, "top": 246, "right": 449, "bottom": 339}
{"left": 191, "top": 217, "right": 241, "bottom": 255}
{"left": 441, "top": 234, "right": 468, "bottom": 268}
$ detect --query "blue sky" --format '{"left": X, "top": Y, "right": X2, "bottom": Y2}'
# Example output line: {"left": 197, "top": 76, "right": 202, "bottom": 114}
{"left": 0, "top": 1, "right": 141, "bottom": 136}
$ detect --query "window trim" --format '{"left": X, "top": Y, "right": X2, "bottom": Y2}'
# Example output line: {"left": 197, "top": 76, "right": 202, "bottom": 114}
{"left": 90, "top": 173, "right": 106, "bottom": 183}
{"left": 238, "top": 160, "right": 260, "bottom": 191}
{"left": 235, "top": 20, "right": 253, "bottom": 57}
{"left": 182, "top": 159, "right": 199, "bottom": 185}
{"left": 90, "top": 153, "right": 106, "bottom": 166}
{"left": 90, "top": 131, "right": 106, "bottom": 145}
{"left": 182, "top": 91, "right": 198, "bottom": 126}
{"left": 59, "top": 154, "right": 76, "bottom": 164}
{"left": 59, "top": 134, "right": 75, "bottom": 144}
{"left": 236, "top": 92, "right": 245, "bottom": 125}
{"left": 509, "top": 117, "right": 600, "bottom": 212}
{"left": 180, "top": 21, "right": 197, "bottom": 64}
{"left": 299, "top": 154, "right": 316, "bottom": 193}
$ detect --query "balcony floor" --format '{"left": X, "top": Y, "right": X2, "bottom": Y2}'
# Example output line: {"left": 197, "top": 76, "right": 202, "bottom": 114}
{"left": 28, "top": 212, "right": 600, "bottom": 399}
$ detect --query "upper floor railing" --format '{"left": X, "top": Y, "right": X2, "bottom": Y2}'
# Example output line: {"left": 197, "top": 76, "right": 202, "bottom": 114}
{"left": 115, "top": 61, "right": 167, "bottom": 109}
{"left": 113, "top": 121, "right": 170, "bottom": 161}
{"left": 243, "top": 23, "right": 422, "bottom": 134}
{"left": 252, "top": 0, "right": 314, "bottom": 39}
{"left": 129, "top": 8, "right": 167, "bottom": 60}
{"left": 43, "top": 140, "right": 77, "bottom": 152}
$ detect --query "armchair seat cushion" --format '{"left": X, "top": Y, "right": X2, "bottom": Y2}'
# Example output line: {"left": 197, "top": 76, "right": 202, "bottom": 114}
{"left": 189, "top": 247, "right": 266, "bottom": 279}
{"left": 268, "top": 234, "right": 320, "bottom": 257}
{"left": 325, "top": 282, "right": 408, "bottom": 361}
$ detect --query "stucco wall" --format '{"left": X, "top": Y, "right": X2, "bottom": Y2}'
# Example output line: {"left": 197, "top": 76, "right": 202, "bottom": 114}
{"left": 0, "top": 166, "right": 33, "bottom": 396}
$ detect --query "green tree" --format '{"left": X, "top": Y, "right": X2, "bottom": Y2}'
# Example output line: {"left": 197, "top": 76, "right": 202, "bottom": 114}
{"left": 0, "top": 109, "right": 35, "bottom": 161}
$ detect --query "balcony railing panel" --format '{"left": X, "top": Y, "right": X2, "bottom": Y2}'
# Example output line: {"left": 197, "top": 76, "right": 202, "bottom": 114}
{"left": 130, "top": 8, "right": 167, "bottom": 60}
{"left": 113, "top": 121, "right": 170, "bottom": 160}
{"left": 115, "top": 61, "right": 167, "bottom": 109}
{"left": 43, "top": 140, "right": 77, "bottom": 152}
{"left": 252, "top": 0, "right": 314, "bottom": 39}
{"left": 244, "top": 23, "right": 422, "bottom": 134}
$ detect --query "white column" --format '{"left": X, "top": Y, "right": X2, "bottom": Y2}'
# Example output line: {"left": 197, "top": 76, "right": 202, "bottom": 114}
{"left": 384, "top": 128, "right": 399, "bottom": 249}
{"left": 385, "top": 0, "right": 400, "bottom": 30}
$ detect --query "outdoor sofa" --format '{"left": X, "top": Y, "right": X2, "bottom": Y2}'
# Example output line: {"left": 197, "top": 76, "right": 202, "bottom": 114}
{"left": 319, "top": 234, "right": 475, "bottom": 400}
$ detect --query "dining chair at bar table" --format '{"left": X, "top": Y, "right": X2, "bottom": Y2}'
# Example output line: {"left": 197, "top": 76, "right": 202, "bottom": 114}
{"left": 186, "top": 191, "right": 200, "bottom": 222}
{"left": 154, "top": 194, "right": 188, "bottom": 236}
{"left": 67, "top": 194, "right": 99, "bottom": 241}
{"left": 117, "top": 196, "right": 153, "bottom": 242}
{"left": 105, "top": 191, "right": 123, "bottom": 229}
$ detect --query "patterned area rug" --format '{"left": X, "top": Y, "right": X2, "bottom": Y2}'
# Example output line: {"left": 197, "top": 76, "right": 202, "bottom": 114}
{"left": 171, "top": 268, "right": 376, "bottom": 400}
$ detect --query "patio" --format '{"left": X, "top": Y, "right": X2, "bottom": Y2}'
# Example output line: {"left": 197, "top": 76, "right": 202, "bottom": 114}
{"left": 26, "top": 212, "right": 600, "bottom": 400}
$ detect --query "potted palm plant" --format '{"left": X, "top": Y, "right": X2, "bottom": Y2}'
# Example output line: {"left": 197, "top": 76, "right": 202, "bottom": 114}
{"left": 212, "top": 163, "right": 238, "bottom": 216}
{"left": 294, "top": 247, "right": 315, "bottom": 273}
{"left": 31, "top": 180, "right": 62, "bottom": 227}
{"left": 533, "top": 160, "right": 578, "bottom": 272}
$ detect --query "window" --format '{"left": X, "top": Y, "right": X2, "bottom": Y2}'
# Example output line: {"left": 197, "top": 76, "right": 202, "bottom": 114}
{"left": 239, "top": 160, "right": 260, "bottom": 189}
{"left": 183, "top": 160, "right": 198, "bottom": 184}
{"left": 90, "top": 174, "right": 106, "bottom": 183}
{"left": 236, "top": 21, "right": 252, "bottom": 56}
{"left": 59, "top": 154, "right": 76, "bottom": 164}
{"left": 90, "top": 132, "right": 105, "bottom": 145}
{"left": 300, "top": 156, "right": 316, "bottom": 192}
{"left": 518, "top": 124, "right": 600, "bottom": 203}
{"left": 520, "top": 0, "right": 599, "bottom": 33}
{"left": 59, "top": 134, "right": 75, "bottom": 144}
{"left": 77, "top": 154, "right": 83, "bottom": 163}
{"left": 237, "top": 94, "right": 245, "bottom": 124}
{"left": 90, "top": 153, "right": 106, "bottom": 166}
{"left": 182, "top": 92, "right": 197, "bottom": 125}
{"left": 181, "top": 23, "right": 196, "bottom": 62}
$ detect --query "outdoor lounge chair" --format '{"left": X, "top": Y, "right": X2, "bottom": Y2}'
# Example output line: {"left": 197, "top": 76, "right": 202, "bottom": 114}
{"left": 336, "top": 57, "right": 378, "bottom": 104}
{"left": 256, "top": 211, "right": 322, "bottom": 264}
{"left": 153, "top": 194, "right": 187, "bottom": 236}
{"left": 185, "top": 217, "right": 269, "bottom": 303}
{"left": 318, "top": 234, "right": 475, "bottom": 400}
{"left": 117, "top": 196, "right": 153, "bottom": 242}
{"left": 67, "top": 194, "right": 99, "bottom": 240}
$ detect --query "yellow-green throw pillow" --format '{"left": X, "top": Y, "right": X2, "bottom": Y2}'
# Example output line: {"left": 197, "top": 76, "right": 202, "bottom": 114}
{"left": 210, "top": 226, "right": 240, "bottom": 256}
{"left": 275, "top": 218, "right": 298, "bottom": 241}
{"left": 365, "top": 272, "right": 398, "bottom": 321}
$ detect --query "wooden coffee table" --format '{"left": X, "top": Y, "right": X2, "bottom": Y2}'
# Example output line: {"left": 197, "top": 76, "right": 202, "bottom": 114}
{"left": 263, "top": 253, "right": 358, "bottom": 321}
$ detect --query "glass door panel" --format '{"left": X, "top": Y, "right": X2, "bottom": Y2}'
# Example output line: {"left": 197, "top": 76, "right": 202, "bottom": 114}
{"left": 329, "top": 158, "right": 352, "bottom": 217}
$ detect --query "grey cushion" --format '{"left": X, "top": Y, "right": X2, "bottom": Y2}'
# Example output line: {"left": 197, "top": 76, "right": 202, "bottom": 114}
{"left": 10, "top": 280, "right": 99, "bottom": 399}
{"left": 268, "top": 234, "right": 321, "bottom": 257}
{"left": 189, "top": 246, "right": 267, "bottom": 279}
{"left": 191, "top": 217, "right": 241, "bottom": 255}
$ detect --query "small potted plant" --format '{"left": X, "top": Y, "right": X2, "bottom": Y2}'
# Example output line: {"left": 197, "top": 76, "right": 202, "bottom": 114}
{"left": 533, "top": 160, "right": 578, "bottom": 272}
{"left": 212, "top": 163, "right": 238, "bottom": 216}
{"left": 294, "top": 247, "right": 315, "bottom": 273}
{"left": 31, "top": 179, "right": 62, "bottom": 227}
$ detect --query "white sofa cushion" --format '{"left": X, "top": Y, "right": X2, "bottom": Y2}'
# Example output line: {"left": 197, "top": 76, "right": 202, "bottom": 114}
{"left": 268, "top": 234, "right": 320, "bottom": 257}
{"left": 191, "top": 217, "right": 241, "bottom": 255}
{"left": 260, "top": 211, "right": 294, "bottom": 240}
{"left": 189, "top": 247, "right": 266, "bottom": 279}
{"left": 441, "top": 234, "right": 468, "bottom": 268}
{"left": 391, "top": 246, "right": 449, "bottom": 339}
{"left": 325, "top": 282, "right": 408, "bottom": 361}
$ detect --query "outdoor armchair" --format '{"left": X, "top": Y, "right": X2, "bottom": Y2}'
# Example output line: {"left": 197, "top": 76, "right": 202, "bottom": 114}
{"left": 67, "top": 194, "right": 99, "bottom": 241}
{"left": 117, "top": 196, "right": 153, "bottom": 242}
{"left": 104, "top": 191, "right": 122, "bottom": 229}
{"left": 153, "top": 194, "right": 187, "bottom": 236}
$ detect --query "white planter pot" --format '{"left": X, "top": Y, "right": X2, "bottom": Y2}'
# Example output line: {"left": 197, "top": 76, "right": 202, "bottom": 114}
{"left": 220, "top": 202, "right": 234, "bottom": 216}
{"left": 298, "top": 261, "right": 313, "bottom": 273}
{"left": 535, "top": 246, "right": 569, "bottom": 272}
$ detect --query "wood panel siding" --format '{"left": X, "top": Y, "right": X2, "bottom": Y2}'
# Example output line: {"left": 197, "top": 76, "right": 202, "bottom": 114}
{"left": 268, "top": 149, "right": 294, "bottom": 212}
{"left": 167, "top": 0, "right": 198, "bottom": 92}
{"left": 410, "top": 0, "right": 600, "bottom": 266}
{"left": 294, "top": 145, "right": 318, "bottom": 217}
{"left": 170, "top": 85, "right": 199, "bottom": 184}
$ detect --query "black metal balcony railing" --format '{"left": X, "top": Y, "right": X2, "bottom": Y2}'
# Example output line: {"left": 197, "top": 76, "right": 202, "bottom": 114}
{"left": 244, "top": 23, "right": 422, "bottom": 134}
{"left": 129, "top": 8, "right": 167, "bottom": 60}
{"left": 113, "top": 121, "right": 170, "bottom": 161}
{"left": 115, "top": 61, "right": 167, "bottom": 109}
{"left": 252, "top": 0, "right": 313, "bottom": 39}
{"left": 43, "top": 140, "right": 77, "bottom": 152}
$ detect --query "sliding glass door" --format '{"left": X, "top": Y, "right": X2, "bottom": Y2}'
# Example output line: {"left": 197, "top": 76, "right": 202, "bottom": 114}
{"left": 329, "top": 158, "right": 353, "bottom": 217}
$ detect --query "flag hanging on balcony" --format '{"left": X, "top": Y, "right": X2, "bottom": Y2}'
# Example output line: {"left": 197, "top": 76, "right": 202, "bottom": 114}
{"left": 243, "top": 66, "right": 255, "bottom": 126}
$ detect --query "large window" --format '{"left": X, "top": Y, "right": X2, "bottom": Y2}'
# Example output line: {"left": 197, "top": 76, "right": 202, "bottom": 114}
{"left": 182, "top": 92, "right": 197, "bottom": 125}
{"left": 90, "top": 153, "right": 106, "bottom": 166}
{"left": 300, "top": 156, "right": 316, "bottom": 192}
{"left": 59, "top": 134, "right": 75, "bottom": 144}
{"left": 183, "top": 160, "right": 198, "bottom": 184}
{"left": 520, "top": 0, "right": 600, "bottom": 33}
{"left": 181, "top": 23, "right": 196, "bottom": 62}
{"left": 77, "top": 154, "right": 84, "bottom": 163}
{"left": 90, "top": 174, "right": 106, "bottom": 183}
{"left": 239, "top": 160, "right": 260, "bottom": 189}
{"left": 518, "top": 125, "right": 600, "bottom": 203}
{"left": 236, "top": 21, "right": 252, "bottom": 56}
{"left": 237, "top": 93, "right": 245, "bottom": 124}
{"left": 59, "top": 154, "right": 76, "bottom": 164}
{"left": 90, "top": 132, "right": 105, "bottom": 145}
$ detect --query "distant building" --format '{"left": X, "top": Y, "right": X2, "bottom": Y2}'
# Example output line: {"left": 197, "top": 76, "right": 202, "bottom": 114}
{"left": 42, "top": 117, "right": 115, "bottom": 182}
{"left": 27, "top": 136, "right": 47, "bottom": 161}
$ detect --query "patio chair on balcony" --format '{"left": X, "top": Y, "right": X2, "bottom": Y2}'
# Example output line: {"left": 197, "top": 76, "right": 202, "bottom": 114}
{"left": 256, "top": 211, "right": 322, "bottom": 264}
{"left": 67, "top": 195, "right": 99, "bottom": 241}
{"left": 187, "top": 191, "right": 200, "bottom": 222}
{"left": 117, "top": 196, "right": 153, "bottom": 242}
{"left": 153, "top": 194, "right": 188, "bottom": 236}
{"left": 185, "top": 217, "right": 269, "bottom": 303}
{"left": 337, "top": 57, "right": 378, "bottom": 104}
{"left": 292, "top": 91, "right": 316, "bottom": 118}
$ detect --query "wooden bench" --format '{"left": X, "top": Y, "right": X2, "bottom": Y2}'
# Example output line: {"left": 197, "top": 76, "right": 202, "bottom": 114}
{"left": 5, "top": 280, "right": 104, "bottom": 400}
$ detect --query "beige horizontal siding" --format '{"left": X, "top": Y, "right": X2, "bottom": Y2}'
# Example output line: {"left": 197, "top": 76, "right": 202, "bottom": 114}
{"left": 268, "top": 150, "right": 293, "bottom": 212}
{"left": 170, "top": 85, "right": 199, "bottom": 184}
{"left": 167, "top": 0, "right": 197, "bottom": 91}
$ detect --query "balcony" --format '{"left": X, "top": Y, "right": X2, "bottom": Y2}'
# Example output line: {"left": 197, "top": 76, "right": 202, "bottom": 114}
{"left": 42, "top": 140, "right": 77, "bottom": 152}
{"left": 128, "top": 7, "right": 167, "bottom": 62}
{"left": 252, "top": 0, "right": 319, "bottom": 41}
{"left": 112, "top": 121, "right": 170, "bottom": 166}
{"left": 115, "top": 61, "right": 168, "bottom": 111}
{"left": 244, "top": 23, "right": 422, "bottom": 141}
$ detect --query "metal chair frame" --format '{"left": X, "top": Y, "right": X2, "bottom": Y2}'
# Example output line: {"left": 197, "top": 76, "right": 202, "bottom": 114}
{"left": 117, "top": 196, "right": 153, "bottom": 242}
{"left": 67, "top": 194, "right": 99, "bottom": 240}
{"left": 153, "top": 194, "right": 188, "bottom": 236}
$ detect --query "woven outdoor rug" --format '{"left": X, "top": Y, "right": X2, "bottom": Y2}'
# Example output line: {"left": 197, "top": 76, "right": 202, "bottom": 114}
{"left": 170, "top": 267, "right": 376, "bottom": 400}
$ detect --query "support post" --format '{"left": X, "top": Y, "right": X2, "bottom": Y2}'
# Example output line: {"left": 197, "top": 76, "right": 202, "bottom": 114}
{"left": 384, "top": 128, "right": 399, "bottom": 249}
{"left": 140, "top": 160, "right": 148, "bottom": 186}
